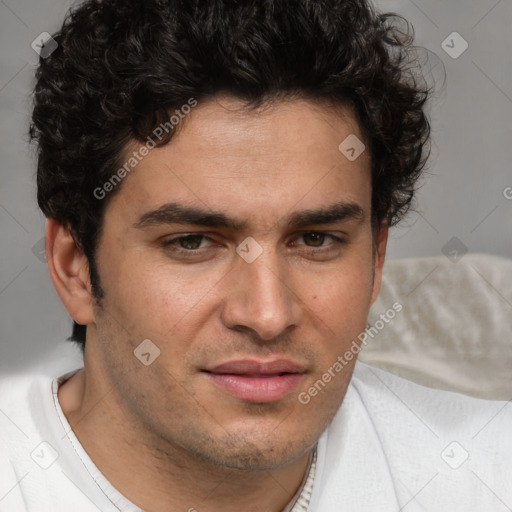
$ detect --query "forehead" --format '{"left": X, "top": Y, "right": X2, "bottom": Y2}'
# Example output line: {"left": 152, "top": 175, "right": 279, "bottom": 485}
{"left": 107, "top": 96, "right": 371, "bottom": 227}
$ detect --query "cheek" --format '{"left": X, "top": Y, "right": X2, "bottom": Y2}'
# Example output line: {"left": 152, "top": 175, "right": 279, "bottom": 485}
{"left": 311, "top": 259, "right": 374, "bottom": 315}
{"left": 100, "top": 255, "right": 224, "bottom": 341}
{"left": 305, "top": 260, "right": 374, "bottom": 350}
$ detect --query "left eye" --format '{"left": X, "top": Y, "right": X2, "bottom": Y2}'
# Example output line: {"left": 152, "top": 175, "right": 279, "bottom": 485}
{"left": 295, "top": 232, "right": 339, "bottom": 247}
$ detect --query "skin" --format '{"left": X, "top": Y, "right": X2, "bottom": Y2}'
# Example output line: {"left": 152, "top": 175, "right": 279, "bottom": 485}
{"left": 49, "top": 95, "right": 388, "bottom": 512}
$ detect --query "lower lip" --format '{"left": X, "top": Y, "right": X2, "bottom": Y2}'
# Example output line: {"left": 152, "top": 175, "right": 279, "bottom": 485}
{"left": 205, "top": 373, "right": 304, "bottom": 402}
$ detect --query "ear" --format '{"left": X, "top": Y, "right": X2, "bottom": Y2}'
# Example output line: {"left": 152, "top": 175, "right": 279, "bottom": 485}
{"left": 45, "top": 219, "right": 95, "bottom": 326}
{"left": 370, "top": 221, "right": 388, "bottom": 305}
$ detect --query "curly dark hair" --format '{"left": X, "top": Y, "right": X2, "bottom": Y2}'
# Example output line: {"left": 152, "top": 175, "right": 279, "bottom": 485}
{"left": 30, "top": 0, "right": 430, "bottom": 348}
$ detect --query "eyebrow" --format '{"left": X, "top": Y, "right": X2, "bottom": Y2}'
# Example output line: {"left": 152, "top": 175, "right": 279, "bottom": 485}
{"left": 133, "top": 201, "right": 365, "bottom": 231}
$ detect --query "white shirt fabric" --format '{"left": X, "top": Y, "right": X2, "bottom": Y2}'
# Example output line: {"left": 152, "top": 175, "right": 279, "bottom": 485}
{"left": 1, "top": 361, "right": 511, "bottom": 511}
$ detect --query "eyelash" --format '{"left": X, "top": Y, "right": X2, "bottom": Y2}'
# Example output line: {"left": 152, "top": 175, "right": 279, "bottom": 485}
{"left": 161, "top": 232, "right": 346, "bottom": 258}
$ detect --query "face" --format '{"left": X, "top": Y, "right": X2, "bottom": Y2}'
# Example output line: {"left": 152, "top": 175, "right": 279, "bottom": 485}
{"left": 88, "top": 96, "right": 386, "bottom": 471}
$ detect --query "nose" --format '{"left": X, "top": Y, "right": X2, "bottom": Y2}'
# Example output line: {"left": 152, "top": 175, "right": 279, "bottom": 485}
{"left": 220, "top": 248, "right": 301, "bottom": 341}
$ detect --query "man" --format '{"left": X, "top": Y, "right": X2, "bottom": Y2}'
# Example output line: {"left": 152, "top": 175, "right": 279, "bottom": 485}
{"left": 1, "top": 0, "right": 510, "bottom": 511}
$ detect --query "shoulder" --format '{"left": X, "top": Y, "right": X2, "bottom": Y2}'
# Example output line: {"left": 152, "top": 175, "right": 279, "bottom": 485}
{"left": 0, "top": 371, "right": 52, "bottom": 419}
{"left": 351, "top": 361, "right": 512, "bottom": 431}
{"left": 312, "top": 362, "right": 512, "bottom": 511}
{"left": 0, "top": 368, "right": 96, "bottom": 512}
{"left": 0, "top": 368, "right": 83, "bottom": 455}
{"left": 0, "top": 372, "right": 54, "bottom": 505}
{"left": 349, "top": 361, "right": 512, "bottom": 454}
{"left": 350, "top": 362, "right": 512, "bottom": 509}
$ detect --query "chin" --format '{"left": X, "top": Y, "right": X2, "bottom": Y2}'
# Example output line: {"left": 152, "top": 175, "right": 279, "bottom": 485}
{"left": 188, "top": 430, "right": 314, "bottom": 472}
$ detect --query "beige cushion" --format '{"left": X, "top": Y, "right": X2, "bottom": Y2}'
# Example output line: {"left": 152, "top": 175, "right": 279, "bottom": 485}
{"left": 360, "top": 253, "right": 512, "bottom": 400}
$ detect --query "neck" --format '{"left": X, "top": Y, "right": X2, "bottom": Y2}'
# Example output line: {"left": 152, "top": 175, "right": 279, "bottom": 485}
{"left": 58, "top": 366, "right": 314, "bottom": 512}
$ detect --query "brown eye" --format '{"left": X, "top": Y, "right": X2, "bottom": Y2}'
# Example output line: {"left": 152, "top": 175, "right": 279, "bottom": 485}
{"left": 302, "top": 232, "right": 326, "bottom": 247}
{"left": 162, "top": 234, "right": 214, "bottom": 256}
{"left": 293, "top": 232, "right": 346, "bottom": 256}
{"left": 177, "top": 235, "right": 204, "bottom": 250}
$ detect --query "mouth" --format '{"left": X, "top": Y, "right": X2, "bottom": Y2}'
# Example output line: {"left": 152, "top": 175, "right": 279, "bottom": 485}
{"left": 202, "top": 359, "right": 307, "bottom": 403}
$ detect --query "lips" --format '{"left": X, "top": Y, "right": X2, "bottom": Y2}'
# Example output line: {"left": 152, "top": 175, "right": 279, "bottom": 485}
{"left": 206, "top": 359, "right": 306, "bottom": 375}
{"left": 203, "top": 359, "right": 306, "bottom": 402}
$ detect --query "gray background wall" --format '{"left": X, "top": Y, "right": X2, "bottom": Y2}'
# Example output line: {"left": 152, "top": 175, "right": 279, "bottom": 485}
{"left": 1, "top": 0, "right": 511, "bottom": 375}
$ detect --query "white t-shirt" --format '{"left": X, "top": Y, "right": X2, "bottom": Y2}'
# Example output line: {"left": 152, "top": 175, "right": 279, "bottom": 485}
{"left": 1, "top": 361, "right": 511, "bottom": 511}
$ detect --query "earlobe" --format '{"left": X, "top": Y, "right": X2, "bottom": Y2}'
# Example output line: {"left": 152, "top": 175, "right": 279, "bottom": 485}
{"left": 45, "top": 219, "right": 95, "bottom": 326}
{"left": 370, "top": 222, "right": 389, "bottom": 305}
